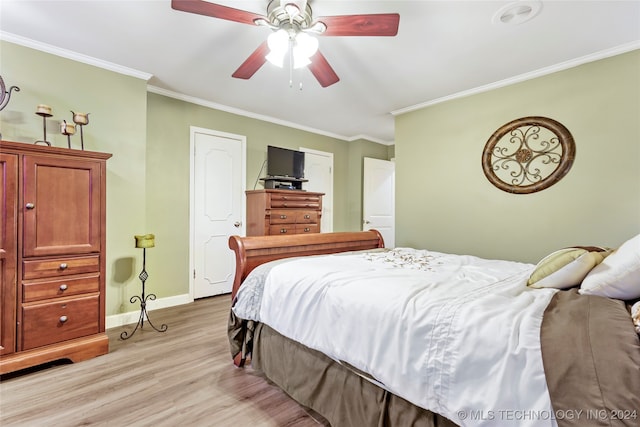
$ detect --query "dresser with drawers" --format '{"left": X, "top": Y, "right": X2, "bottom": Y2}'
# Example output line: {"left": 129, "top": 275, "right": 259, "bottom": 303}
{"left": 246, "top": 189, "right": 324, "bottom": 236}
{"left": 0, "top": 140, "right": 111, "bottom": 374}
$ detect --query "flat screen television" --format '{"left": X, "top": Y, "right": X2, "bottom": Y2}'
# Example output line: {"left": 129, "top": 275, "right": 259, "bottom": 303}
{"left": 267, "top": 145, "right": 305, "bottom": 179}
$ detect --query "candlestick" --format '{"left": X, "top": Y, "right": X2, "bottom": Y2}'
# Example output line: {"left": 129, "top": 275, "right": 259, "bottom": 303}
{"left": 34, "top": 104, "right": 53, "bottom": 146}
{"left": 71, "top": 111, "right": 90, "bottom": 149}
{"left": 120, "top": 234, "right": 168, "bottom": 340}
{"left": 36, "top": 104, "right": 52, "bottom": 115}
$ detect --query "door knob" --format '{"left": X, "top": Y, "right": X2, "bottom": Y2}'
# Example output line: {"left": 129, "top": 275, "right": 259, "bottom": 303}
{"left": 25, "top": 203, "right": 35, "bottom": 209}
{"left": 234, "top": 221, "right": 242, "bottom": 228}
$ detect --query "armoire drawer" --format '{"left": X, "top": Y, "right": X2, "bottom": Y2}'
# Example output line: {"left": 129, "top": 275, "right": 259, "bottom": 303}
{"left": 22, "top": 255, "right": 100, "bottom": 280}
{"left": 21, "top": 294, "right": 100, "bottom": 350}
{"left": 22, "top": 274, "right": 100, "bottom": 303}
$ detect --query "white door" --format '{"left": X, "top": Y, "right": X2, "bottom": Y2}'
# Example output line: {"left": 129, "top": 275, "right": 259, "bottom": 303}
{"left": 363, "top": 157, "right": 395, "bottom": 248}
{"left": 301, "top": 148, "right": 333, "bottom": 232}
{"left": 191, "top": 127, "right": 245, "bottom": 298}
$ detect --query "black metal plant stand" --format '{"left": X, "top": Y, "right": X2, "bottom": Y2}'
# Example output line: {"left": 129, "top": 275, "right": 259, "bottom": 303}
{"left": 120, "top": 247, "right": 168, "bottom": 340}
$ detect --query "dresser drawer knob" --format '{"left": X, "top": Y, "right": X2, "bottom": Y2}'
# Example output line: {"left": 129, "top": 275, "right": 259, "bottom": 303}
{"left": 59, "top": 263, "right": 68, "bottom": 270}
{"left": 280, "top": 229, "right": 287, "bottom": 233}
{"left": 25, "top": 202, "right": 35, "bottom": 209}
{"left": 304, "top": 214, "right": 310, "bottom": 219}
{"left": 304, "top": 227, "right": 310, "bottom": 232}
{"left": 280, "top": 215, "right": 287, "bottom": 219}
{"left": 59, "top": 315, "right": 68, "bottom": 323}
{"left": 59, "top": 284, "right": 68, "bottom": 291}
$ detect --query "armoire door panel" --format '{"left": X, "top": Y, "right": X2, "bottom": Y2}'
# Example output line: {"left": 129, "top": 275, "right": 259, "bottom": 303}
{"left": 22, "top": 156, "right": 101, "bottom": 257}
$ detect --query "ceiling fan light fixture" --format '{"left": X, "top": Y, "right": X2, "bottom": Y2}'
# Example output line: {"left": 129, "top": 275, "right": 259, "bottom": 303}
{"left": 266, "top": 27, "right": 318, "bottom": 69}
{"left": 292, "top": 32, "right": 318, "bottom": 68}
{"left": 266, "top": 29, "right": 289, "bottom": 67}
{"left": 294, "top": 32, "right": 318, "bottom": 57}
{"left": 265, "top": 50, "right": 286, "bottom": 68}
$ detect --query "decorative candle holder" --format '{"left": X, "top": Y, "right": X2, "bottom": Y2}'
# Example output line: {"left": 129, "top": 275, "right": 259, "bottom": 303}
{"left": 60, "top": 120, "right": 76, "bottom": 149}
{"left": 34, "top": 104, "right": 53, "bottom": 146}
{"left": 120, "top": 234, "right": 168, "bottom": 340}
{"left": 71, "top": 111, "right": 90, "bottom": 150}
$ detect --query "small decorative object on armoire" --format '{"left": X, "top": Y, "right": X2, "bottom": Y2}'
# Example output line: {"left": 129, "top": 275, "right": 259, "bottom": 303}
{"left": 34, "top": 104, "right": 53, "bottom": 146}
{"left": 120, "top": 234, "right": 168, "bottom": 340}
{"left": 0, "top": 75, "right": 20, "bottom": 111}
{"left": 71, "top": 111, "right": 90, "bottom": 150}
{"left": 482, "top": 116, "right": 575, "bottom": 194}
{"left": 60, "top": 120, "right": 76, "bottom": 149}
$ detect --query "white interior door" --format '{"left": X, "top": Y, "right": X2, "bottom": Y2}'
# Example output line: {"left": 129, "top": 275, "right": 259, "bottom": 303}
{"left": 301, "top": 148, "right": 333, "bottom": 232}
{"left": 363, "top": 157, "right": 395, "bottom": 248}
{"left": 191, "top": 127, "right": 245, "bottom": 298}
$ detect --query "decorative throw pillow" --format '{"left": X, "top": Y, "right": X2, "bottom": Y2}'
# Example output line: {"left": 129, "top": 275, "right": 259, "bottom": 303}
{"left": 579, "top": 234, "right": 640, "bottom": 300}
{"left": 528, "top": 246, "right": 609, "bottom": 289}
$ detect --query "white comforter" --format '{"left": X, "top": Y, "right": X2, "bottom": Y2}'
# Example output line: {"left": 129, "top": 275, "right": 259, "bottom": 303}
{"left": 233, "top": 248, "right": 559, "bottom": 427}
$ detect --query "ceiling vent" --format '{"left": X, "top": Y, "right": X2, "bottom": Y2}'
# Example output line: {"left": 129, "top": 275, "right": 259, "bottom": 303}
{"left": 493, "top": 1, "right": 542, "bottom": 25}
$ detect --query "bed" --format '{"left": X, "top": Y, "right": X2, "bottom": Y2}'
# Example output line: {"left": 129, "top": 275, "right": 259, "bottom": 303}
{"left": 227, "top": 230, "right": 640, "bottom": 427}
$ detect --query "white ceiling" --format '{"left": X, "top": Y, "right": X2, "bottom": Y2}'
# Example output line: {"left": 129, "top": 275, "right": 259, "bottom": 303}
{"left": 1, "top": 1, "right": 639, "bottom": 144}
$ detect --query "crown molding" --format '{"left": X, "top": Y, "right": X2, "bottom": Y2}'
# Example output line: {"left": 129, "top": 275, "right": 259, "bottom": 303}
{"left": 0, "top": 31, "right": 153, "bottom": 81}
{"left": 147, "top": 85, "right": 393, "bottom": 145}
{"left": 391, "top": 41, "right": 640, "bottom": 117}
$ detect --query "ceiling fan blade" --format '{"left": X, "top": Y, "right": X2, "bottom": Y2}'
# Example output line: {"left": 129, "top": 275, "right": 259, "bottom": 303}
{"left": 317, "top": 14, "right": 400, "bottom": 36}
{"left": 171, "top": 0, "right": 265, "bottom": 25}
{"left": 232, "top": 41, "right": 269, "bottom": 80}
{"left": 308, "top": 51, "right": 339, "bottom": 88}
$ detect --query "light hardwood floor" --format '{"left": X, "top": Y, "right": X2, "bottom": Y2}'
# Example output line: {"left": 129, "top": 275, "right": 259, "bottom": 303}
{"left": 0, "top": 295, "right": 326, "bottom": 426}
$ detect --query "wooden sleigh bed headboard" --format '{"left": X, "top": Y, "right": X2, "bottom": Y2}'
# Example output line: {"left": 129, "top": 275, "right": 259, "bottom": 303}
{"left": 228, "top": 230, "right": 385, "bottom": 299}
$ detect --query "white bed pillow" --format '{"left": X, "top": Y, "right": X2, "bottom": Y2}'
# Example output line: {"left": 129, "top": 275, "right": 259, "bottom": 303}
{"left": 527, "top": 247, "right": 608, "bottom": 289}
{"left": 579, "top": 234, "right": 640, "bottom": 300}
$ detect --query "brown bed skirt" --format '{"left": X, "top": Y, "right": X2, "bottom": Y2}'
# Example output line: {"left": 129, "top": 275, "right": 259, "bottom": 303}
{"left": 229, "top": 289, "right": 640, "bottom": 427}
{"left": 251, "top": 322, "right": 458, "bottom": 427}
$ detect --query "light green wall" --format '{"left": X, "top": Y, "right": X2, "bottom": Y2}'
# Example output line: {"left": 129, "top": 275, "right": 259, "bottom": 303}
{"left": 395, "top": 50, "right": 640, "bottom": 263}
{"left": 145, "top": 93, "right": 390, "bottom": 297}
{"left": 0, "top": 41, "right": 148, "bottom": 317}
{"left": 1, "top": 41, "right": 389, "bottom": 317}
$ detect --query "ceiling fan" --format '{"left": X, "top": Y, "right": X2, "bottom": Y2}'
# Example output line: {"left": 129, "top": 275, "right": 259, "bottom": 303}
{"left": 171, "top": 0, "right": 400, "bottom": 88}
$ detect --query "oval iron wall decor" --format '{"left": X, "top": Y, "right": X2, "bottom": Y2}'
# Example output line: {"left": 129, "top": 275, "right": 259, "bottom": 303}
{"left": 482, "top": 116, "right": 575, "bottom": 194}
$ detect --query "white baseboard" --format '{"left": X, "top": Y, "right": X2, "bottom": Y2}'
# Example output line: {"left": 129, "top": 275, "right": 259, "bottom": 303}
{"left": 106, "top": 293, "right": 193, "bottom": 329}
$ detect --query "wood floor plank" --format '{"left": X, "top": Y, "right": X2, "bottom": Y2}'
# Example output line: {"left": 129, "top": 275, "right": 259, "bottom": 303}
{"left": 0, "top": 295, "right": 326, "bottom": 426}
